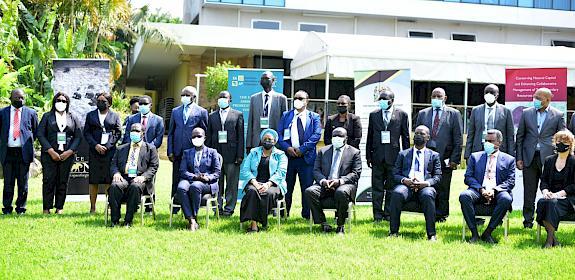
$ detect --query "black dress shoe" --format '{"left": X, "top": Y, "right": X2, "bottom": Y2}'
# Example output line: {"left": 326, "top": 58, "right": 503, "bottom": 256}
{"left": 435, "top": 216, "right": 447, "bottom": 223}
{"left": 321, "top": 224, "right": 333, "bottom": 233}
{"left": 481, "top": 234, "right": 496, "bottom": 244}
{"left": 523, "top": 222, "right": 534, "bottom": 229}
{"left": 124, "top": 222, "right": 133, "bottom": 228}
{"left": 110, "top": 222, "right": 120, "bottom": 228}
{"left": 336, "top": 226, "right": 345, "bottom": 235}
{"left": 468, "top": 235, "right": 480, "bottom": 243}
{"left": 374, "top": 218, "right": 384, "bottom": 223}
{"left": 388, "top": 232, "right": 399, "bottom": 238}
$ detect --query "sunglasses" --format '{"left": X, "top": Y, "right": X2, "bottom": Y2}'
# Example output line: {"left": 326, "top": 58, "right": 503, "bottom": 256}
{"left": 294, "top": 97, "right": 306, "bottom": 101}
{"left": 56, "top": 100, "right": 68, "bottom": 104}
{"left": 192, "top": 135, "right": 204, "bottom": 139}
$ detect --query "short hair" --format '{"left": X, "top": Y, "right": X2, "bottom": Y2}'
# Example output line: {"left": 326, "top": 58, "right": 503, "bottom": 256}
{"left": 131, "top": 123, "right": 144, "bottom": 132}
{"left": 181, "top": 86, "right": 197, "bottom": 96}
{"left": 11, "top": 88, "right": 25, "bottom": 97}
{"left": 139, "top": 95, "right": 152, "bottom": 104}
{"left": 262, "top": 71, "right": 275, "bottom": 79}
{"left": 486, "top": 129, "right": 503, "bottom": 143}
{"left": 97, "top": 92, "right": 113, "bottom": 105}
{"left": 52, "top": 92, "right": 70, "bottom": 113}
{"left": 535, "top": 87, "right": 554, "bottom": 98}
{"left": 484, "top": 84, "right": 499, "bottom": 95}
{"left": 415, "top": 125, "right": 430, "bottom": 135}
{"left": 553, "top": 130, "right": 575, "bottom": 154}
{"left": 295, "top": 90, "right": 309, "bottom": 99}
{"left": 129, "top": 96, "right": 140, "bottom": 106}
{"left": 338, "top": 95, "right": 351, "bottom": 103}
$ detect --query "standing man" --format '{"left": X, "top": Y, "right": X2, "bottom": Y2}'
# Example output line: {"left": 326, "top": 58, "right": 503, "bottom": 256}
{"left": 124, "top": 96, "right": 140, "bottom": 125}
{"left": 415, "top": 87, "right": 463, "bottom": 221}
{"left": 277, "top": 90, "right": 322, "bottom": 219}
{"left": 516, "top": 87, "right": 565, "bottom": 229}
{"left": 366, "top": 88, "right": 410, "bottom": 222}
{"left": 168, "top": 86, "right": 208, "bottom": 210}
{"left": 206, "top": 91, "right": 244, "bottom": 217}
{"left": 246, "top": 71, "right": 288, "bottom": 153}
{"left": 324, "top": 94, "right": 362, "bottom": 149}
{"left": 0, "top": 89, "right": 38, "bottom": 215}
{"left": 465, "top": 84, "right": 515, "bottom": 159}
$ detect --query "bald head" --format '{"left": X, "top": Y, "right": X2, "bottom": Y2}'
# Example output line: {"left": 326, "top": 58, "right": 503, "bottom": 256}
{"left": 484, "top": 84, "right": 499, "bottom": 95}
{"left": 333, "top": 127, "right": 348, "bottom": 138}
{"left": 534, "top": 87, "right": 553, "bottom": 110}
{"left": 432, "top": 87, "right": 446, "bottom": 98}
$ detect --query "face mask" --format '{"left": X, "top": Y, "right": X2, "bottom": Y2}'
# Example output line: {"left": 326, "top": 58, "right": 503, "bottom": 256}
{"left": 181, "top": 96, "right": 191, "bottom": 105}
{"left": 218, "top": 98, "right": 229, "bottom": 109}
{"left": 12, "top": 100, "right": 23, "bottom": 108}
{"left": 483, "top": 142, "right": 496, "bottom": 155}
{"left": 96, "top": 101, "right": 108, "bottom": 111}
{"left": 484, "top": 93, "right": 496, "bottom": 105}
{"left": 262, "top": 140, "right": 274, "bottom": 150}
{"left": 55, "top": 102, "right": 67, "bottom": 112}
{"left": 556, "top": 142, "right": 570, "bottom": 153}
{"left": 413, "top": 134, "right": 425, "bottom": 146}
{"left": 130, "top": 132, "right": 142, "bottom": 143}
{"left": 139, "top": 104, "right": 150, "bottom": 115}
{"left": 192, "top": 137, "right": 205, "bottom": 147}
{"left": 337, "top": 106, "right": 348, "bottom": 114}
{"left": 332, "top": 137, "right": 345, "bottom": 149}
{"left": 379, "top": 100, "right": 390, "bottom": 110}
{"left": 431, "top": 98, "right": 443, "bottom": 109}
{"left": 260, "top": 79, "right": 273, "bottom": 89}
{"left": 533, "top": 99, "right": 542, "bottom": 110}
{"left": 293, "top": 99, "right": 305, "bottom": 110}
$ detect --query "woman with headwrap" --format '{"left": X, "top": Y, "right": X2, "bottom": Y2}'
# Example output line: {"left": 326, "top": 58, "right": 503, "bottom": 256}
{"left": 239, "top": 128, "right": 288, "bottom": 232}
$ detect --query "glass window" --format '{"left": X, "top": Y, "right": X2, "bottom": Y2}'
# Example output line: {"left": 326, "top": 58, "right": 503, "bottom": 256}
{"left": 452, "top": 33, "right": 477, "bottom": 41}
{"left": 299, "top": 23, "right": 327, "bottom": 33}
{"left": 501, "top": 0, "right": 519, "bottom": 5}
{"left": 444, "top": 0, "right": 461, "bottom": 2}
{"left": 534, "top": 0, "right": 552, "bottom": 8}
{"left": 220, "top": 0, "right": 242, "bottom": 3}
{"left": 552, "top": 40, "right": 575, "bottom": 47}
{"left": 462, "top": 0, "right": 480, "bottom": 2}
{"left": 252, "top": 20, "right": 281, "bottom": 30}
{"left": 243, "top": 0, "right": 264, "bottom": 4}
{"left": 572, "top": 0, "right": 575, "bottom": 10}
{"left": 264, "top": 0, "right": 285, "bottom": 6}
{"left": 518, "top": 0, "right": 534, "bottom": 7}
{"left": 553, "top": 0, "right": 571, "bottom": 9}
{"left": 480, "top": 0, "right": 499, "bottom": 4}
{"left": 408, "top": 31, "right": 434, "bottom": 39}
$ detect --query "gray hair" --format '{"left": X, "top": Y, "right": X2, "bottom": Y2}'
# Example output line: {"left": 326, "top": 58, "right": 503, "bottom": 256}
{"left": 487, "top": 129, "right": 503, "bottom": 143}
{"left": 181, "top": 86, "right": 197, "bottom": 96}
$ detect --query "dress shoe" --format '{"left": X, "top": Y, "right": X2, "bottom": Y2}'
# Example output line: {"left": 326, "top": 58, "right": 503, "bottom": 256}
{"left": 55, "top": 209, "right": 63, "bottom": 215}
{"left": 481, "top": 234, "right": 496, "bottom": 244}
{"left": 523, "top": 222, "right": 534, "bottom": 229}
{"left": 43, "top": 210, "right": 51, "bottom": 215}
{"left": 428, "top": 235, "right": 437, "bottom": 242}
{"left": 336, "top": 226, "right": 345, "bottom": 236}
{"left": 435, "top": 216, "right": 447, "bottom": 223}
{"left": 374, "top": 218, "right": 384, "bottom": 223}
{"left": 468, "top": 235, "right": 480, "bottom": 244}
{"left": 124, "top": 222, "right": 133, "bottom": 228}
{"left": 321, "top": 224, "right": 333, "bottom": 233}
{"left": 388, "top": 232, "right": 399, "bottom": 238}
{"left": 475, "top": 218, "right": 486, "bottom": 226}
{"left": 188, "top": 219, "right": 199, "bottom": 231}
{"left": 110, "top": 222, "right": 120, "bottom": 228}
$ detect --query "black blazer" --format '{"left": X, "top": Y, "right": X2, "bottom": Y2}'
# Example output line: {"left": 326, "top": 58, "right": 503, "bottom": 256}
{"left": 110, "top": 142, "right": 159, "bottom": 195}
{"left": 206, "top": 108, "right": 245, "bottom": 164}
{"left": 0, "top": 105, "right": 38, "bottom": 164}
{"left": 415, "top": 106, "right": 463, "bottom": 166}
{"left": 37, "top": 111, "right": 82, "bottom": 153}
{"left": 83, "top": 109, "right": 122, "bottom": 155}
{"left": 366, "top": 108, "right": 410, "bottom": 165}
{"left": 313, "top": 144, "right": 362, "bottom": 187}
{"left": 324, "top": 113, "right": 362, "bottom": 149}
{"left": 540, "top": 154, "right": 575, "bottom": 207}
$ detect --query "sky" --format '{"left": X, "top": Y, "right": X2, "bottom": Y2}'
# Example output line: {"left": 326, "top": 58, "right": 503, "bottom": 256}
{"left": 130, "top": 0, "right": 184, "bottom": 19}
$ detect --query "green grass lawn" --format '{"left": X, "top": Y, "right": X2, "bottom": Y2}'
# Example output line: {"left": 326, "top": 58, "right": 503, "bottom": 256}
{"left": 0, "top": 160, "right": 574, "bottom": 279}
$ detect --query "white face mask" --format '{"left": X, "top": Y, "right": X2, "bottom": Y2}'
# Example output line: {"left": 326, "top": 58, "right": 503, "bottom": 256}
{"left": 192, "top": 137, "right": 205, "bottom": 147}
{"left": 181, "top": 96, "right": 191, "bottom": 105}
{"left": 484, "top": 93, "right": 496, "bottom": 104}
{"left": 332, "top": 137, "right": 345, "bottom": 149}
{"left": 293, "top": 99, "right": 305, "bottom": 110}
{"left": 55, "top": 102, "right": 67, "bottom": 112}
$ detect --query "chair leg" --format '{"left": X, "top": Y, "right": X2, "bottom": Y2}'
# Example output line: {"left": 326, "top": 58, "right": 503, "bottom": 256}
{"left": 205, "top": 205, "right": 210, "bottom": 229}
{"left": 348, "top": 202, "right": 352, "bottom": 233}
{"left": 141, "top": 196, "right": 145, "bottom": 226}
{"left": 462, "top": 216, "right": 466, "bottom": 241}
{"left": 215, "top": 200, "right": 220, "bottom": 221}
{"left": 169, "top": 202, "right": 174, "bottom": 227}
{"left": 309, "top": 213, "right": 313, "bottom": 232}
{"left": 504, "top": 214, "right": 509, "bottom": 240}
{"left": 277, "top": 200, "right": 281, "bottom": 228}
{"left": 537, "top": 224, "right": 541, "bottom": 243}
{"left": 151, "top": 195, "right": 156, "bottom": 220}
{"left": 104, "top": 197, "right": 109, "bottom": 225}
{"left": 352, "top": 203, "right": 356, "bottom": 221}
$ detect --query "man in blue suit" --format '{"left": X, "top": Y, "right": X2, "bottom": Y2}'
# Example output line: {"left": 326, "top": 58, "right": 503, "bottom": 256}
{"left": 460, "top": 129, "right": 514, "bottom": 244}
{"left": 277, "top": 90, "right": 322, "bottom": 219}
{"left": 177, "top": 128, "right": 221, "bottom": 231}
{"left": 123, "top": 96, "right": 164, "bottom": 148}
{"left": 389, "top": 125, "right": 442, "bottom": 241}
{"left": 168, "top": 86, "right": 208, "bottom": 209}
{"left": 0, "top": 89, "right": 38, "bottom": 214}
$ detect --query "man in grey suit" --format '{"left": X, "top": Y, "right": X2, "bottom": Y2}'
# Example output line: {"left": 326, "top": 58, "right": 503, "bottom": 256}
{"left": 516, "top": 87, "right": 566, "bottom": 228}
{"left": 305, "top": 128, "right": 362, "bottom": 235}
{"left": 246, "top": 71, "right": 288, "bottom": 152}
{"left": 415, "top": 87, "right": 463, "bottom": 221}
{"left": 206, "top": 91, "right": 244, "bottom": 216}
{"left": 465, "top": 84, "right": 515, "bottom": 159}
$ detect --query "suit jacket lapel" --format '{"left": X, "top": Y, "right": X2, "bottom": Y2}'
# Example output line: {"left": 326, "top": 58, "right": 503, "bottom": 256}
{"left": 138, "top": 143, "right": 147, "bottom": 172}
{"left": 215, "top": 110, "right": 223, "bottom": 131}
{"left": 438, "top": 107, "right": 448, "bottom": 131}
{"left": 477, "top": 153, "right": 487, "bottom": 185}
{"left": 406, "top": 148, "right": 414, "bottom": 175}
{"left": 326, "top": 146, "right": 334, "bottom": 175}
{"left": 424, "top": 149, "right": 431, "bottom": 176}
{"left": 478, "top": 104, "right": 486, "bottom": 132}
{"left": 539, "top": 108, "right": 552, "bottom": 134}
{"left": 305, "top": 111, "right": 312, "bottom": 132}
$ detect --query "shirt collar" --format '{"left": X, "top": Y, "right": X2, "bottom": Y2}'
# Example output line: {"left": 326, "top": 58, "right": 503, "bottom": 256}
{"left": 538, "top": 106, "right": 550, "bottom": 113}
{"left": 132, "top": 141, "right": 143, "bottom": 148}
{"left": 485, "top": 103, "right": 497, "bottom": 109}
{"left": 220, "top": 107, "right": 229, "bottom": 113}
{"left": 295, "top": 109, "right": 307, "bottom": 117}
{"left": 384, "top": 105, "right": 394, "bottom": 113}
{"left": 11, "top": 105, "right": 21, "bottom": 112}
{"left": 263, "top": 89, "right": 275, "bottom": 97}
{"left": 414, "top": 147, "right": 426, "bottom": 153}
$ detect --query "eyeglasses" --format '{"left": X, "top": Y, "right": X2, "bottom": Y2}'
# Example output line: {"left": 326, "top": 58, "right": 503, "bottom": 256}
{"left": 56, "top": 100, "right": 68, "bottom": 104}
{"left": 294, "top": 97, "right": 306, "bottom": 101}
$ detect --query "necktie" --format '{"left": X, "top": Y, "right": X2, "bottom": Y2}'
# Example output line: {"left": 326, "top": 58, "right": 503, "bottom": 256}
{"left": 415, "top": 150, "right": 421, "bottom": 173}
{"left": 195, "top": 151, "right": 201, "bottom": 167}
{"left": 129, "top": 145, "right": 137, "bottom": 168}
{"left": 183, "top": 105, "right": 189, "bottom": 123}
{"left": 488, "top": 154, "right": 496, "bottom": 180}
{"left": 263, "top": 94, "right": 269, "bottom": 117}
{"left": 297, "top": 115, "right": 304, "bottom": 146}
{"left": 329, "top": 148, "right": 342, "bottom": 179}
{"left": 487, "top": 108, "right": 494, "bottom": 129}
{"left": 13, "top": 108, "right": 20, "bottom": 140}
{"left": 383, "top": 111, "right": 390, "bottom": 129}
{"left": 432, "top": 109, "right": 440, "bottom": 139}
{"left": 142, "top": 115, "right": 147, "bottom": 129}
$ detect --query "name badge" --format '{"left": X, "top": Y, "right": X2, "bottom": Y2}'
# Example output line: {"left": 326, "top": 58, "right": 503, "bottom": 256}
{"left": 481, "top": 130, "right": 487, "bottom": 143}
{"left": 128, "top": 168, "right": 137, "bottom": 178}
{"left": 57, "top": 132, "right": 66, "bottom": 145}
{"left": 381, "top": 131, "right": 391, "bottom": 144}
{"left": 283, "top": 129, "right": 291, "bottom": 140}
{"left": 100, "top": 132, "right": 110, "bottom": 145}
{"left": 218, "top": 131, "right": 228, "bottom": 144}
{"left": 260, "top": 117, "right": 269, "bottom": 129}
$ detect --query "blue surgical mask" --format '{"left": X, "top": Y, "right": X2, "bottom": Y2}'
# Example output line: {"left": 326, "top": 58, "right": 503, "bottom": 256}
{"left": 533, "top": 99, "right": 542, "bottom": 110}
{"left": 139, "top": 104, "right": 150, "bottom": 115}
{"left": 379, "top": 99, "right": 390, "bottom": 110}
{"left": 181, "top": 96, "right": 191, "bottom": 105}
{"left": 431, "top": 98, "right": 443, "bottom": 109}
{"left": 332, "top": 137, "right": 345, "bottom": 149}
{"left": 483, "top": 142, "right": 495, "bottom": 155}
{"left": 218, "top": 98, "right": 229, "bottom": 109}
{"left": 130, "top": 132, "right": 142, "bottom": 143}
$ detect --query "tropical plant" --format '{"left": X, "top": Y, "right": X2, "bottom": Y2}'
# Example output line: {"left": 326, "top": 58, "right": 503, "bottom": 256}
{"left": 205, "top": 61, "right": 240, "bottom": 107}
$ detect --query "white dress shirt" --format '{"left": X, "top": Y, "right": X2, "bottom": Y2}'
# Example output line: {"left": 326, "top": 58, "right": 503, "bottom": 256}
{"left": 320, "top": 144, "right": 347, "bottom": 186}
{"left": 261, "top": 90, "right": 275, "bottom": 116}
{"left": 408, "top": 147, "right": 426, "bottom": 182}
{"left": 484, "top": 103, "right": 496, "bottom": 130}
{"left": 8, "top": 106, "right": 22, "bottom": 147}
{"left": 55, "top": 111, "right": 67, "bottom": 132}
{"left": 219, "top": 108, "right": 229, "bottom": 129}
{"left": 482, "top": 151, "right": 499, "bottom": 190}
{"left": 290, "top": 109, "right": 308, "bottom": 148}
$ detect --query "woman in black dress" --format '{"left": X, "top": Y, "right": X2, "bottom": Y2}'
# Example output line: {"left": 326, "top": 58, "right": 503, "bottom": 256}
{"left": 537, "top": 130, "right": 575, "bottom": 248}
{"left": 83, "top": 92, "right": 122, "bottom": 213}
{"left": 37, "top": 92, "right": 82, "bottom": 214}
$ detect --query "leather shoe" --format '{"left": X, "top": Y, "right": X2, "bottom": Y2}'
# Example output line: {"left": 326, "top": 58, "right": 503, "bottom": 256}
{"left": 336, "top": 226, "right": 345, "bottom": 236}
{"left": 428, "top": 235, "right": 437, "bottom": 242}
{"left": 468, "top": 235, "right": 480, "bottom": 243}
{"left": 523, "top": 222, "right": 534, "bottom": 229}
{"left": 124, "top": 222, "right": 133, "bottom": 228}
{"left": 388, "top": 232, "right": 399, "bottom": 238}
{"left": 321, "top": 224, "right": 333, "bottom": 233}
{"left": 481, "top": 234, "right": 496, "bottom": 244}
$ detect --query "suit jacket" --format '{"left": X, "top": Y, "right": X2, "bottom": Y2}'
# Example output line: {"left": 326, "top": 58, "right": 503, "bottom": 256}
{"left": 366, "top": 107, "right": 410, "bottom": 166}
{"left": 206, "top": 108, "right": 244, "bottom": 164}
{"left": 540, "top": 154, "right": 575, "bottom": 207}
{"left": 567, "top": 114, "right": 575, "bottom": 138}
{"left": 83, "top": 109, "right": 122, "bottom": 155}
{"left": 240, "top": 146, "right": 288, "bottom": 194}
{"left": 324, "top": 113, "right": 362, "bottom": 149}
{"left": 110, "top": 142, "right": 159, "bottom": 195}
{"left": 516, "top": 106, "right": 565, "bottom": 167}
{"left": 465, "top": 103, "right": 515, "bottom": 159}
{"left": 167, "top": 103, "right": 208, "bottom": 157}
{"left": 277, "top": 110, "right": 322, "bottom": 165}
{"left": 246, "top": 90, "right": 288, "bottom": 148}
{"left": 0, "top": 105, "right": 38, "bottom": 164}
{"left": 415, "top": 106, "right": 463, "bottom": 166}
{"left": 122, "top": 112, "right": 165, "bottom": 148}
{"left": 37, "top": 111, "right": 82, "bottom": 153}
{"left": 313, "top": 144, "right": 362, "bottom": 187}
{"left": 393, "top": 147, "right": 442, "bottom": 187}
{"left": 179, "top": 146, "right": 222, "bottom": 195}
{"left": 464, "top": 151, "right": 515, "bottom": 193}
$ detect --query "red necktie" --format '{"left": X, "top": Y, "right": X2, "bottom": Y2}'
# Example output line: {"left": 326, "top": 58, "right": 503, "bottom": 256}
{"left": 142, "top": 116, "right": 147, "bottom": 129}
{"left": 13, "top": 108, "right": 21, "bottom": 140}
{"left": 432, "top": 109, "right": 440, "bottom": 139}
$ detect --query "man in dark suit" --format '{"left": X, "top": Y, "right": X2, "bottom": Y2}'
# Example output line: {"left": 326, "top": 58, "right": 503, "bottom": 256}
{"left": 460, "top": 129, "right": 515, "bottom": 243}
{"left": 415, "top": 87, "right": 463, "bottom": 221}
{"left": 246, "top": 71, "right": 288, "bottom": 153}
{"left": 0, "top": 89, "right": 38, "bottom": 215}
{"left": 305, "top": 128, "right": 362, "bottom": 235}
{"left": 168, "top": 86, "right": 208, "bottom": 210}
{"left": 516, "top": 87, "right": 565, "bottom": 228}
{"left": 277, "top": 90, "right": 322, "bottom": 219}
{"left": 177, "top": 128, "right": 221, "bottom": 231}
{"left": 389, "top": 125, "right": 442, "bottom": 241}
{"left": 109, "top": 123, "right": 159, "bottom": 227}
{"left": 206, "top": 91, "right": 244, "bottom": 216}
{"left": 465, "top": 84, "right": 515, "bottom": 159}
{"left": 324, "top": 95, "right": 362, "bottom": 149}
{"left": 366, "top": 88, "right": 410, "bottom": 222}
{"left": 123, "top": 96, "right": 164, "bottom": 148}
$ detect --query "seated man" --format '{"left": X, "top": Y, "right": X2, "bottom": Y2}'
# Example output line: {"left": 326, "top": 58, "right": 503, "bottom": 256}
{"left": 109, "top": 123, "right": 159, "bottom": 227}
{"left": 177, "top": 127, "right": 221, "bottom": 231}
{"left": 389, "top": 125, "right": 442, "bottom": 241}
{"left": 305, "top": 128, "right": 362, "bottom": 235}
{"left": 460, "top": 129, "right": 514, "bottom": 244}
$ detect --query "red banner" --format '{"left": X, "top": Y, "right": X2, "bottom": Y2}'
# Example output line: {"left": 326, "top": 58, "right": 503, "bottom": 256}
{"left": 505, "top": 68, "right": 567, "bottom": 102}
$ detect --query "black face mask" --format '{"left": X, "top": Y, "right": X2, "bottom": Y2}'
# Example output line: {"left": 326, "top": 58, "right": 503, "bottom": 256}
{"left": 262, "top": 141, "right": 274, "bottom": 150}
{"left": 97, "top": 101, "right": 108, "bottom": 111}
{"left": 260, "top": 80, "right": 273, "bottom": 89}
{"left": 413, "top": 135, "right": 426, "bottom": 146}
{"left": 556, "top": 142, "right": 570, "bottom": 153}
{"left": 11, "top": 100, "right": 23, "bottom": 108}
{"left": 337, "top": 106, "right": 348, "bottom": 114}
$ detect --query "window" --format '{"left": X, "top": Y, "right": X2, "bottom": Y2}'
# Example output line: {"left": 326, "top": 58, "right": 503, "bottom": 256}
{"left": 408, "top": 31, "right": 434, "bottom": 39}
{"left": 251, "top": 19, "right": 281, "bottom": 30}
{"left": 552, "top": 40, "right": 575, "bottom": 48}
{"left": 480, "top": 0, "right": 499, "bottom": 4}
{"left": 534, "top": 0, "right": 552, "bottom": 8}
{"left": 451, "top": 33, "right": 477, "bottom": 42}
{"left": 553, "top": 0, "right": 571, "bottom": 9}
{"left": 298, "top": 23, "right": 327, "bottom": 33}
{"left": 518, "top": 0, "right": 534, "bottom": 7}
